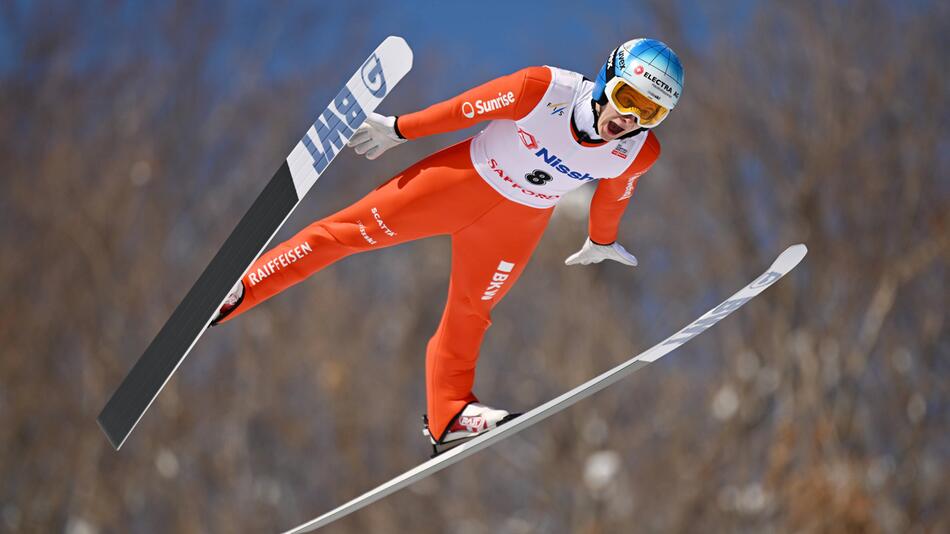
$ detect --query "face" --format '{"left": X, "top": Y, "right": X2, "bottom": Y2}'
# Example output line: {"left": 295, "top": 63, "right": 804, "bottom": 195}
{"left": 595, "top": 102, "right": 641, "bottom": 141}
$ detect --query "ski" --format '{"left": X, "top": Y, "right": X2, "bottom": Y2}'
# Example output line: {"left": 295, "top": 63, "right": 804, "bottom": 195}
{"left": 97, "top": 36, "right": 414, "bottom": 450}
{"left": 281, "top": 244, "right": 807, "bottom": 533}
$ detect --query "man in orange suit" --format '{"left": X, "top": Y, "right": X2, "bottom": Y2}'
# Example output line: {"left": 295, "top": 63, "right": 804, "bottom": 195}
{"left": 213, "top": 38, "right": 685, "bottom": 455}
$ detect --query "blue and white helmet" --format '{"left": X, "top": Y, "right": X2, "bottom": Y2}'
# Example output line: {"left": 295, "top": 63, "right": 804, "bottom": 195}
{"left": 592, "top": 38, "right": 684, "bottom": 111}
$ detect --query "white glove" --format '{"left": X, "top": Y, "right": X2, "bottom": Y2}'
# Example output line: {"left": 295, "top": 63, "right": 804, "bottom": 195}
{"left": 564, "top": 237, "right": 638, "bottom": 267}
{"left": 347, "top": 112, "right": 406, "bottom": 159}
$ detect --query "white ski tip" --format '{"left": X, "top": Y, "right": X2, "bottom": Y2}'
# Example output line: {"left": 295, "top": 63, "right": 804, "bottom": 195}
{"left": 381, "top": 35, "right": 413, "bottom": 70}
{"left": 770, "top": 243, "right": 808, "bottom": 273}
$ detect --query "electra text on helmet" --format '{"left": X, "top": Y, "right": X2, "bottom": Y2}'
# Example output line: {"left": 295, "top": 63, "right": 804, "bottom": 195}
{"left": 641, "top": 70, "right": 679, "bottom": 99}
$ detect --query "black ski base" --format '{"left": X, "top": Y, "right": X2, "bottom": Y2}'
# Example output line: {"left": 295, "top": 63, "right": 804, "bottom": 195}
{"left": 97, "top": 162, "right": 298, "bottom": 449}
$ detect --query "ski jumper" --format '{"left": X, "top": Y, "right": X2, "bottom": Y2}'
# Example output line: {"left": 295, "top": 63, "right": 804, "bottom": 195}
{"left": 217, "top": 65, "right": 661, "bottom": 439}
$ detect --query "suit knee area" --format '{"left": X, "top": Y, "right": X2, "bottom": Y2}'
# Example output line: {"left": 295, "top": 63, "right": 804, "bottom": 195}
{"left": 442, "top": 296, "right": 492, "bottom": 331}
{"left": 301, "top": 220, "right": 366, "bottom": 253}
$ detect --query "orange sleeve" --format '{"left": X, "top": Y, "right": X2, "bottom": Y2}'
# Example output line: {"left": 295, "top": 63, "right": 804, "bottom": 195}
{"left": 396, "top": 66, "right": 552, "bottom": 140}
{"left": 588, "top": 131, "right": 661, "bottom": 244}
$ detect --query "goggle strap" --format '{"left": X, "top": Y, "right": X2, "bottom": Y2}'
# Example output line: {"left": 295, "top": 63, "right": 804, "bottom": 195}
{"left": 595, "top": 47, "right": 621, "bottom": 105}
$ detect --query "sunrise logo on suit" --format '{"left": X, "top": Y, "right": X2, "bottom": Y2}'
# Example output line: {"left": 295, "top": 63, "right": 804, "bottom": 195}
{"left": 461, "top": 91, "right": 516, "bottom": 118}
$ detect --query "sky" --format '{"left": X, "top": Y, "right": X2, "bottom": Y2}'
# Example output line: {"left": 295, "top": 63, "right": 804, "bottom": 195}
{"left": 0, "top": 1, "right": 699, "bottom": 86}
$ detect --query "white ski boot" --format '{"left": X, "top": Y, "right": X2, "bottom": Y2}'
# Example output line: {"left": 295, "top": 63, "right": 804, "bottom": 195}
{"left": 210, "top": 280, "right": 245, "bottom": 325}
{"left": 422, "top": 402, "right": 520, "bottom": 457}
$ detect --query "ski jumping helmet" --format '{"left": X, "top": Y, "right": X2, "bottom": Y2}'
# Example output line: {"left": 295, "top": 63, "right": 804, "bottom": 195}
{"left": 592, "top": 38, "right": 684, "bottom": 128}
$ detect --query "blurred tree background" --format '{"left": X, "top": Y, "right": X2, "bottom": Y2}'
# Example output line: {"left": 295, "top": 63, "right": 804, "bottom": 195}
{"left": 0, "top": 1, "right": 946, "bottom": 533}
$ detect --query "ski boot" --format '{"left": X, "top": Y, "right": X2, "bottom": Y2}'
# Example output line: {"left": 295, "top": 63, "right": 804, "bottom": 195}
{"left": 210, "top": 280, "right": 245, "bottom": 325}
{"left": 422, "top": 402, "right": 520, "bottom": 457}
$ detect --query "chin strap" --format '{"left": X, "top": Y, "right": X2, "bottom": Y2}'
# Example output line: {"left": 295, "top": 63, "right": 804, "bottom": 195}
{"left": 572, "top": 105, "right": 600, "bottom": 144}
{"left": 590, "top": 99, "right": 602, "bottom": 138}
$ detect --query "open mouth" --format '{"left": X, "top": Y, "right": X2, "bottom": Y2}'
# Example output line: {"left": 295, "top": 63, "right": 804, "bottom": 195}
{"left": 606, "top": 121, "right": 625, "bottom": 136}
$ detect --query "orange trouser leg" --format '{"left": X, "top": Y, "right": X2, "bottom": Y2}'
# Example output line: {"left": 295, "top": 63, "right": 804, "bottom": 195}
{"left": 217, "top": 139, "right": 499, "bottom": 324}
{"left": 425, "top": 197, "right": 553, "bottom": 440}
{"left": 217, "top": 139, "right": 553, "bottom": 441}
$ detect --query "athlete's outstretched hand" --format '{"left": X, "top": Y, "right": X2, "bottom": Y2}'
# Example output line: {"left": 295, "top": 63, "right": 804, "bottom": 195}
{"left": 565, "top": 237, "right": 638, "bottom": 267}
{"left": 347, "top": 112, "right": 406, "bottom": 160}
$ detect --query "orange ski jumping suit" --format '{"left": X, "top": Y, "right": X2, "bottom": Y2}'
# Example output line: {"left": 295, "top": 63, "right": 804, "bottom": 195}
{"left": 217, "top": 65, "right": 660, "bottom": 440}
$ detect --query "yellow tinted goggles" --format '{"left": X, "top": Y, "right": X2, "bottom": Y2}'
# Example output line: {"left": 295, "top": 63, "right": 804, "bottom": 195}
{"left": 606, "top": 78, "right": 669, "bottom": 127}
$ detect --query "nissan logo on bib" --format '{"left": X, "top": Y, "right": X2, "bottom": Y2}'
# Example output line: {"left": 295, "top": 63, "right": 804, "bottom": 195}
{"left": 461, "top": 91, "right": 516, "bottom": 119}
